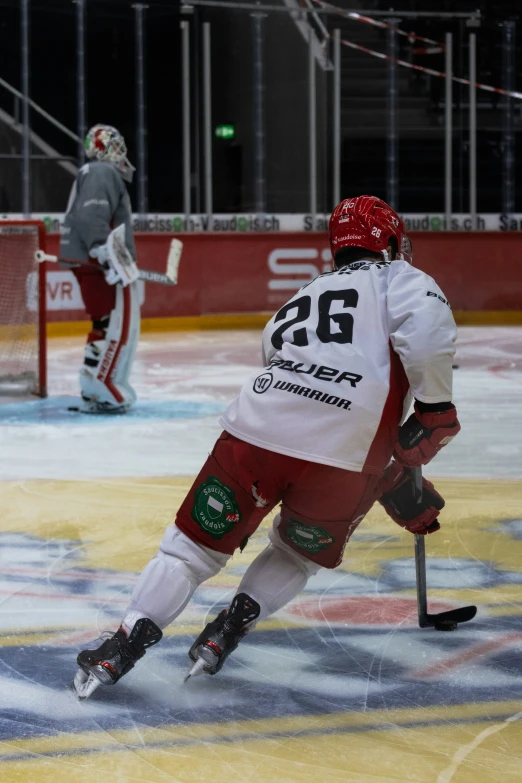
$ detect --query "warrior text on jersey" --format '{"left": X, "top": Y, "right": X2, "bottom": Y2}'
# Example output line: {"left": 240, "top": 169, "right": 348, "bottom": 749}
{"left": 221, "top": 260, "right": 457, "bottom": 475}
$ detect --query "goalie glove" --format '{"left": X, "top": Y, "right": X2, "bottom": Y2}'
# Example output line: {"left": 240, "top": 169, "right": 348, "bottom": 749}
{"left": 393, "top": 402, "right": 461, "bottom": 468}
{"left": 90, "top": 225, "right": 139, "bottom": 287}
{"left": 91, "top": 242, "right": 120, "bottom": 285}
{"left": 378, "top": 461, "right": 444, "bottom": 535}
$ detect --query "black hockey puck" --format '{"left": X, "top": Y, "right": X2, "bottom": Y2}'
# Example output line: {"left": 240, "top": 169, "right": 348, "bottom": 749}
{"left": 68, "top": 406, "right": 81, "bottom": 412}
{"left": 452, "top": 364, "right": 460, "bottom": 369}
{"left": 434, "top": 619, "right": 458, "bottom": 632}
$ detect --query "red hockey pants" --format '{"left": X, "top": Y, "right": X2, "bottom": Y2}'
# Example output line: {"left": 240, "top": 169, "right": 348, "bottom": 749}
{"left": 175, "top": 431, "right": 381, "bottom": 569}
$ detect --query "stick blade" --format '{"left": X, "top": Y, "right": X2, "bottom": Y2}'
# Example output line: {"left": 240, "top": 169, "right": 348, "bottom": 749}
{"left": 166, "top": 239, "right": 183, "bottom": 284}
{"left": 423, "top": 604, "right": 477, "bottom": 628}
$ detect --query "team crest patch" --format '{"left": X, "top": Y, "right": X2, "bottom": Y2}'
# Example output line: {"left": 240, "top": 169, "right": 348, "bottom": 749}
{"left": 285, "top": 520, "right": 335, "bottom": 553}
{"left": 192, "top": 476, "right": 242, "bottom": 539}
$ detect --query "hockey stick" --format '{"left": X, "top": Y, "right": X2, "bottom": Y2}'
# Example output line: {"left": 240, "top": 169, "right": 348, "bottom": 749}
{"left": 35, "top": 237, "right": 182, "bottom": 286}
{"left": 413, "top": 467, "right": 477, "bottom": 631}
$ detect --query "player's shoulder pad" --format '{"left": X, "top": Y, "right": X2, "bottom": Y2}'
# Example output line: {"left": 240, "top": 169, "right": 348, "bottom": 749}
{"left": 389, "top": 258, "right": 431, "bottom": 285}
{"left": 390, "top": 259, "right": 451, "bottom": 307}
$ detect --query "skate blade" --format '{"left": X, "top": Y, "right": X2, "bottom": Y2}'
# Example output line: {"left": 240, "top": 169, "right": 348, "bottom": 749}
{"left": 71, "top": 668, "right": 102, "bottom": 700}
{"left": 184, "top": 657, "right": 208, "bottom": 682}
{"left": 68, "top": 404, "right": 128, "bottom": 415}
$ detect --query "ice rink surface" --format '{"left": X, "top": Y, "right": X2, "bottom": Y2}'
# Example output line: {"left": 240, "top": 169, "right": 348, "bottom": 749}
{"left": 1, "top": 326, "right": 522, "bottom": 783}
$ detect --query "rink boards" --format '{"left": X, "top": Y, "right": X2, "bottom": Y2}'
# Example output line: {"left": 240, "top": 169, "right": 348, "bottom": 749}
{"left": 1, "top": 475, "right": 522, "bottom": 783}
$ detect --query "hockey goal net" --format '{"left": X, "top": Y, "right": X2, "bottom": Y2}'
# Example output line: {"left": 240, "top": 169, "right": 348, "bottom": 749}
{"left": 0, "top": 221, "right": 47, "bottom": 397}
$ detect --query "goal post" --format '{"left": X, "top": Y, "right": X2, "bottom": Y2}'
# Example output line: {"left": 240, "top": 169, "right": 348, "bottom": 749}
{"left": 0, "top": 220, "right": 47, "bottom": 397}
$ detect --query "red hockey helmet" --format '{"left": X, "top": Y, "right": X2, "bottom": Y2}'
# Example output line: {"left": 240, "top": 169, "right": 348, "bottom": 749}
{"left": 329, "top": 195, "right": 409, "bottom": 261}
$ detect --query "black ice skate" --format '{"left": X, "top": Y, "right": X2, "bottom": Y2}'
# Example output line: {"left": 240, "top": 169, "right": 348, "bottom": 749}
{"left": 186, "top": 593, "right": 260, "bottom": 679}
{"left": 72, "top": 618, "right": 162, "bottom": 699}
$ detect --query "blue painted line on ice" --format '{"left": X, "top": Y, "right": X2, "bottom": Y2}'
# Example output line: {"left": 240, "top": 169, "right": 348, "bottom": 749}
{"left": 0, "top": 397, "right": 225, "bottom": 425}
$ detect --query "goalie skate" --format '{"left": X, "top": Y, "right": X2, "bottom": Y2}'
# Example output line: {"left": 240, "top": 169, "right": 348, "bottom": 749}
{"left": 72, "top": 618, "right": 162, "bottom": 700}
{"left": 68, "top": 400, "right": 130, "bottom": 415}
{"left": 186, "top": 593, "right": 260, "bottom": 679}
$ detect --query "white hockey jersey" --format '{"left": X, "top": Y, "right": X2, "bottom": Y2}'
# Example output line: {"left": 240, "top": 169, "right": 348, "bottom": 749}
{"left": 220, "top": 259, "right": 457, "bottom": 475}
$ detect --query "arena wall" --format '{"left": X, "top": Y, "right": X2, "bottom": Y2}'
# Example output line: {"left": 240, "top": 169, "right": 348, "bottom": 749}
{"left": 43, "top": 232, "right": 522, "bottom": 333}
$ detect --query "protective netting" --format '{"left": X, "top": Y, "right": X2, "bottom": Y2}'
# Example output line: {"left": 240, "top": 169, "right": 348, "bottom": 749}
{"left": 0, "top": 224, "right": 43, "bottom": 396}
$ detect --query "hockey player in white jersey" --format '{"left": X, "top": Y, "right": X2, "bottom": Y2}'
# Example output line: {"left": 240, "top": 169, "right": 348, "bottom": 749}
{"left": 60, "top": 124, "right": 140, "bottom": 413}
{"left": 72, "top": 195, "right": 461, "bottom": 697}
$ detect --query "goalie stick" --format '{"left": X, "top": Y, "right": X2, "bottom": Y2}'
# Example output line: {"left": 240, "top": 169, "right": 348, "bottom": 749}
{"left": 413, "top": 467, "right": 477, "bottom": 631}
{"left": 35, "top": 235, "right": 182, "bottom": 286}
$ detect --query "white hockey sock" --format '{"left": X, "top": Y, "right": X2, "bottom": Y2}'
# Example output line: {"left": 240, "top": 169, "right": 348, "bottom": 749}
{"left": 122, "top": 526, "right": 229, "bottom": 632}
{"left": 237, "top": 517, "right": 322, "bottom": 622}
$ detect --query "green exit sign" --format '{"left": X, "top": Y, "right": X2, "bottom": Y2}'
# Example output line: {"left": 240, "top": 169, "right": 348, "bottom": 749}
{"left": 215, "top": 124, "right": 235, "bottom": 140}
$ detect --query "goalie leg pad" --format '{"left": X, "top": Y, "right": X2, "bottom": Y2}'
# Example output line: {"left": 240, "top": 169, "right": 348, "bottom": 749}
{"left": 79, "top": 283, "right": 139, "bottom": 408}
{"left": 111, "top": 280, "right": 140, "bottom": 405}
{"left": 124, "top": 526, "right": 230, "bottom": 630}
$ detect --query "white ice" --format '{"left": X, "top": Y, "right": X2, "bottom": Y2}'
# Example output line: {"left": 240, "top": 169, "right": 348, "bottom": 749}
{"left": 0, "top": 326, "right": 521, "bottom": 783}
{"left": 0, "top": 326, "right": 521, "bottom": 481}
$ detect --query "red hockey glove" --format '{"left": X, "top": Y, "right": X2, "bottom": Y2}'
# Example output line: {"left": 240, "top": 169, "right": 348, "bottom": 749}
{"left": 393, "top": 403, "right": 460, "bottom": 468}
{"left": 378, "top": 462, "right": 444, "bottom": 535}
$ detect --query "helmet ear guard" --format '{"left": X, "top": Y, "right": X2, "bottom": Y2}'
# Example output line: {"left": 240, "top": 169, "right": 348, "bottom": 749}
{"left": 380, "top": 234, "right": 413, "bottom": 264}
{"left": 400, "top": 235, "right": 413, "bottom": 264}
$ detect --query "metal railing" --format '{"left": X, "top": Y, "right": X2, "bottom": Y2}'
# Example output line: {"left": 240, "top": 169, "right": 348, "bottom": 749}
{"left": 2, "top": 0, "right": 515, "bottom": 223}
{"left": 0, "top": 74, "right": 79, "bottom": 215}
{"left": 0, "top": 76, "right": 81, "bottom": 145}
{"left": 181, "top": 1, "right": 485, "bottom": 225}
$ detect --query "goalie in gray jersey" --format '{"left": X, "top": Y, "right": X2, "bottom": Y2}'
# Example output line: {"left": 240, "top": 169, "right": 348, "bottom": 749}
{"left": 60, "top": 124, "right": 140, "bottom": 413}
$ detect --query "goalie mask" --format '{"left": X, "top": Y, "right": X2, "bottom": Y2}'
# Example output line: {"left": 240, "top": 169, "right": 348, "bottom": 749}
{"left": 329, "top": 195, "right": 412, "bottom": 263}
{"left": 84, "top": 124, "right": 136, "bottom": 183}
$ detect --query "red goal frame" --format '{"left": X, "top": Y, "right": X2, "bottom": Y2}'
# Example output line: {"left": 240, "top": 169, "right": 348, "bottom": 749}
{"left": 0, "top": 219, "right": 47, "bottom": 397}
